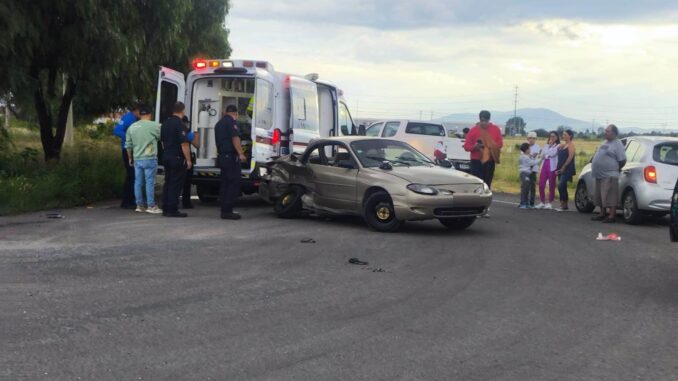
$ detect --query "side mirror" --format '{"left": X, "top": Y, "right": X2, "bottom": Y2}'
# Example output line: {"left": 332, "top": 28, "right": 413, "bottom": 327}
{"left": 439, "top": 160, "right": 453, "bottom": 169}
{"left": 337, "top": 160, "right": 355, "bottom": 169}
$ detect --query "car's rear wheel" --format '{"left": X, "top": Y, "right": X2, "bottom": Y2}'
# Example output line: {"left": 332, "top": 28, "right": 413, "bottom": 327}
{"left": 623, "top": 189, "right": 643, "bottom": 225}
{"left": 274, "top": 185, "right": 304, "bottom": 218}
{"left": 363, "top": 191, "right": 402, "bottom": 232}
{"left": 439, "top": 217, "right": 476, "bottom": 230}
{"left": 575, "top": 182, "right": 595, "bottom": 213}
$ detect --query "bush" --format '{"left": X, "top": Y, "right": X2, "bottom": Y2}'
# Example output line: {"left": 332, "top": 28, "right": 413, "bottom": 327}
{"left": 0, "top": 141, "right": 124, "bottom": 215}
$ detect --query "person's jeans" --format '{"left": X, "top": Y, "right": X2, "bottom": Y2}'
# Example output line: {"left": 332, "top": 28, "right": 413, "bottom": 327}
{"left": 558, "top": 175, "right": 572, "bottom": 202}
{"left": 134, "top": 159, "right": 158, "bottom": 207}
{"left": 539, "top": 160, "right": 556, "bottom": 203}
{"left": 520, "top": 171, "right": 531, "bottom": 206}
{"left": 529, "top": 172, "right": 537, "bottom": 206}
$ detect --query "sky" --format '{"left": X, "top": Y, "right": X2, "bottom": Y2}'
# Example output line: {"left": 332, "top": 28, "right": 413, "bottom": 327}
{"left": 226, "top": 0, "right": 678, "bottom": 129}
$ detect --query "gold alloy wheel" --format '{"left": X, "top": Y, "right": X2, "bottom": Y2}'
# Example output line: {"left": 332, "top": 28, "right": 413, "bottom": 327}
{"left": 376, "top": 206, "right": 391, "bottom": 221}
{"left": 281, "top": 194, "right": 293, "bottom": 206}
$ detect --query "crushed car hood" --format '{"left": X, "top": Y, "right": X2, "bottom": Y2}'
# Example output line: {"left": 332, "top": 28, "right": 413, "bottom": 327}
{"left": 369, "top": 166, "right": 483, "bottom": 185}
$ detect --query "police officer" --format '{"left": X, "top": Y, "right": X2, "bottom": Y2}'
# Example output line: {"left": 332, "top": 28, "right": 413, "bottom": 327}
{"left": 180, "top": 115, "right": 200, "bottom": 209}
{"left": 160, "top": 102, "right": 192, "bottom": 217}
{"left": 215, "top": 105, "right": 246, "bottom": 220}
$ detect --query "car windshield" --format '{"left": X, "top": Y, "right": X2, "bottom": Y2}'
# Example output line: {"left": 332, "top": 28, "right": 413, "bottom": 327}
{"left": 350, "top": 140, "right": 434, "bottom": 168}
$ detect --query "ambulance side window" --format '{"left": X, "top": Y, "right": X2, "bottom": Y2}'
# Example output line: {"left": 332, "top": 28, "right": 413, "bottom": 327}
{"left": 255, "top": 79, "right": 274, "bottom": 129}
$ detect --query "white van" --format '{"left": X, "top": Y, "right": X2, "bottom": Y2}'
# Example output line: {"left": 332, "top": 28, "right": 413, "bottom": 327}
{"left": 155, "top": 59, "right": 356, "bottom": 201}
{"left": 363, "top": 119, "right": 471, "bottom": 172}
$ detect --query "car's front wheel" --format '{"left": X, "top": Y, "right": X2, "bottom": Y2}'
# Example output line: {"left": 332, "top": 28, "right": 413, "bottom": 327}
{"left": 439, "top": 217, "right": 476, "bottom": 230}
{"left": 274, "top": 185, "right": 304, "bottom": 218}
{"left": 363, "top": 191, "right": 402, "bottom": 232}
{"left": 623, "top": 189, "right": 643, "bottom": 225}
{"left": 575, "top": 182, "right": 595, "bottom": 213}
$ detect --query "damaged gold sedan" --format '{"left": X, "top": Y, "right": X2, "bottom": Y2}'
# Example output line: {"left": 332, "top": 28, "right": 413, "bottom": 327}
{"left": 259, "top": 137, "right": 492, "bottom": 232}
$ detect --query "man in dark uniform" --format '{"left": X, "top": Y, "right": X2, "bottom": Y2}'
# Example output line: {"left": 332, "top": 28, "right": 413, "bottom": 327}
{"left": 160, "top": 102, "right": 192, "bottom": 217}
{"left": 215, "top": 105, "right": 246, "bottom": 220}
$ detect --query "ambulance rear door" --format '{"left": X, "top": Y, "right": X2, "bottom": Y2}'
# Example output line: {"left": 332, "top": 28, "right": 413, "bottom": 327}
{"left": 155, "top": 67, "right": 186, "bottom": 124}
{"left": 289, "top": 77, "right": 320, "bottom": 154}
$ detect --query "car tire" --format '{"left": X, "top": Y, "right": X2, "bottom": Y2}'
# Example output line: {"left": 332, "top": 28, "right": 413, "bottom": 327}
{"left": 622, "top": 189, "right": 643, "bottom": 225}
{"left": 363, "top": 191, "right": 402, "bottom": 232}
{"left": 574, "top": 181, "right": 595, "bottom": 213}
{"left": 274, "top": 185, "right": 304, "bottom": 218}
{"left": 439, "top": 217, "right": 476, "bottom": 230}
{"left": 197, "top": 185, "right": 218, "bottom": 203}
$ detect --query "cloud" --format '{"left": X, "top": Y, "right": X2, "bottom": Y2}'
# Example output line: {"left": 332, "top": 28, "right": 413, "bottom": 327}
{"left": 230, "top": 0, "right": 678, "bottom": 29}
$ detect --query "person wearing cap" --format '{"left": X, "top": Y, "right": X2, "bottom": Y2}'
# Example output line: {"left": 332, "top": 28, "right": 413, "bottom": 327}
{"left": 526, "top": 132, "right": 542, "bottom": 208}
{"left": 125, "top": 105, "right": 162, "bottom": 214}
{"left": 180, "top": 116, "right": 200, "bottom": 209}
{"left": 463, "top": 110, "right": 503, "bottom": 188}
{"left": 214, "top": 105, "right": 246, "bottom": 220}
{"left": 160, "top": 102, "right": 192, "bottom": 218}
{"left": 113, "top": 104, "right": 140, "bottom": 209}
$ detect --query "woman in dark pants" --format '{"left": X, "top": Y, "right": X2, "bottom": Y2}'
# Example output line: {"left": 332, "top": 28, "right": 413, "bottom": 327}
{"left": 555, "top": 130, "right": 576, "bottom": 211}
{"left": 180, "top": 116, "right": 200, "bottom": 209}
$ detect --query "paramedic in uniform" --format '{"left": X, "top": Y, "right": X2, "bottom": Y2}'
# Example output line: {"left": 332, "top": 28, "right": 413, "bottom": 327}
{"left": 160, "top": 102, "right": 193, "bottom": 217}
{"left": 215, "top": 105, "right": 246, "bottom": 220}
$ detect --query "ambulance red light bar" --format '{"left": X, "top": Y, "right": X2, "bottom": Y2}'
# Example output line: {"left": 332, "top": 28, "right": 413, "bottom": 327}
{"left": 193, "top": 59, "right": 207, "bottom": 69}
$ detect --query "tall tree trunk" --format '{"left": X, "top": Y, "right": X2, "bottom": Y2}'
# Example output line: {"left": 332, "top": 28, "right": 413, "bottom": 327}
{"left": 33, "top": 73, "right": 77, "bottom": 161}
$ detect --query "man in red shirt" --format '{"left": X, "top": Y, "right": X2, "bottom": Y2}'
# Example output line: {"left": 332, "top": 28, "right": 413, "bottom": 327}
{"left": 463, "top": 110, "right": 503, "bottom": 188}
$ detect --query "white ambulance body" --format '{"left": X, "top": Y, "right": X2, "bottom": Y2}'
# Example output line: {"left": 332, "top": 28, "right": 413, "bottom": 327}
{"left": 155, "top": 59, "right": 356, "bottom": 201}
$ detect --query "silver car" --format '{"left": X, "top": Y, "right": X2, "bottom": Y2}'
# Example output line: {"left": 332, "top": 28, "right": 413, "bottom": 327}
{"left": 575, "top": 136, "right": 678, "bottom": 224}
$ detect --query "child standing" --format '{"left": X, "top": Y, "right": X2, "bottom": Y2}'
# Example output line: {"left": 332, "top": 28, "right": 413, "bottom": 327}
{"left": 526, "top": 132, "right": 542, "bottom": 208}
{"left": 519, "top": 143, "right": 539, "bottom": 209}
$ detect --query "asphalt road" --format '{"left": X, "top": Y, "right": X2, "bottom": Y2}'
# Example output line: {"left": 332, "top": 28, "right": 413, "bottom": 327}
{"left": 1, "top": 195, "right": 677, "bottom": 381}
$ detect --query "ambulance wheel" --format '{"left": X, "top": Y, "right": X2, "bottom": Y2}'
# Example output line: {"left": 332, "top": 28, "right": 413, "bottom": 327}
{"left": 363, "top": 191, "right": 402, "bottom": 232}
{"left": 275, "top": 185, "right": 303, "bottom": 218}
{"left": 197, "top": 185, "right": 218, "bottom": 203}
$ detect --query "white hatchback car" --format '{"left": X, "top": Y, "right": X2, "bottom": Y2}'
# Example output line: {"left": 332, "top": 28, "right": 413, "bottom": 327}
{"left": 575, "top": 137, "right": 678, "bottom": 224}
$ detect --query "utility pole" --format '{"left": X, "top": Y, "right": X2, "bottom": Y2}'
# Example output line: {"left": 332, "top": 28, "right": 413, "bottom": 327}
{"left": 512, "top": 85, "right": 519, "bottom": 136}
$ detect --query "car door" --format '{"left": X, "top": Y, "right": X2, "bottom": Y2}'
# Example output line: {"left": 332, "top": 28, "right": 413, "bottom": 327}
{"left": 305, "top": 142, "right": 359, "bottom": 211}
{"left": 381, "top": 121, "right": 400, "bottom": 138}
{"left": 364, "top": 122, "right": 384, "bottom": 137}
{"left": 619, "top": 140, "right": 642, "bottom": 204}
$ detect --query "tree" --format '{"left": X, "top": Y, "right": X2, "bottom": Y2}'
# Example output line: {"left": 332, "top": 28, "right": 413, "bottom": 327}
{"left": 0, "top": 1, "right": 231, "bottom": 160}
{"left": 505, "top": 116, "right": 526, "bottom": 136}
{"left": 532, "top": 129, "right": 549, "bottom": 138}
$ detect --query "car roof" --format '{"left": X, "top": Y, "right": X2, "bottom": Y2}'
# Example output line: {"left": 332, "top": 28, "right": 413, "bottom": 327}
{"left": 628, "top": 136, "right": 678, "bottom": 143}
{"left": 369, "top": 119, "right": 444, "bottom": 125}
{"left": 311, "top": 136, "right": 387, "bottom": 144}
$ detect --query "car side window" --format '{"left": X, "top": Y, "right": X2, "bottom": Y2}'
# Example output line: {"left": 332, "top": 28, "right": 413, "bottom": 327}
{"left": 382, "top": 122, "right": 400, "bottom": 138}
{"left": 625, "top": 141, "right": 640, "bottom": 162}
{"left": 365, "top": 123, "right": 383, "bottom": 137}
{"left": 405, "top": 122, "right": 445, "bottom": 137}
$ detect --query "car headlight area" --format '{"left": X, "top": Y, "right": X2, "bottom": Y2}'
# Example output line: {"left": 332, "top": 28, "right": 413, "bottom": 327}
{"left": 407, "top": 184, "right": 439, "bottom": 195}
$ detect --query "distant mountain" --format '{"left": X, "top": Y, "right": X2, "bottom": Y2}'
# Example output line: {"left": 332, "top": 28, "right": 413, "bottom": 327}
{"left": 437, "top": 108, "right": 598, "bottom": 132}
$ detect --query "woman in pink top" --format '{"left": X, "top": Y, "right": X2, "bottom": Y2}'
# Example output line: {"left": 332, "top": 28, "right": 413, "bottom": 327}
{"left": 535, "top": 131, "right": 560, "bottom": 210}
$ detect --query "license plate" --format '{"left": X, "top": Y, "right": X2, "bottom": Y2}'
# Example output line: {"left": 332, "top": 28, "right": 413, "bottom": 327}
{"left": 458, "top": 163, "right": 470, "bottom": 170}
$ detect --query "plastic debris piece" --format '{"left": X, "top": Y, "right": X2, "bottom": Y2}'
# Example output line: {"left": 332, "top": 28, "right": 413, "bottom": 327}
{"left": 300, "top": 238, "right": 316, "bottom": 243}
{"left": 596, "top": 232, "right": 621, "bottom": 241}
{"left": 348, "top": 258, "right": 368, "bottom": 266}
{"left": 46, "top": 213, "right": 64, "bottom": 219}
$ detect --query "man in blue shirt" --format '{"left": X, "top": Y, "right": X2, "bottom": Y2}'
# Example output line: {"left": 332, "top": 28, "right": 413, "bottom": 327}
{"left": 113, "top": 104, "right": 141, "bottom": 209}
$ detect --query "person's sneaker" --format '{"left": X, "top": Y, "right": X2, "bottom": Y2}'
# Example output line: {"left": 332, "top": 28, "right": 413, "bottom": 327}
{"left": 534, "top": 203, "right": 545, "bottom": 209}
{"left": 544, "top": 203, "right": 553, "bottom": 210}
{"left": 221, "top": 212, "right": 242, "bottom": 220}
{"left": 519, "top": 205, "right": 529, "bottom": 209}
{"left": 146, "top": 206, "right": 163, "bottom": 214}
{"left": 165, "top": 212, "right": 188, "bottom": 218}
{"left": 135, "top": 206, "right": 146, "bottom": 213}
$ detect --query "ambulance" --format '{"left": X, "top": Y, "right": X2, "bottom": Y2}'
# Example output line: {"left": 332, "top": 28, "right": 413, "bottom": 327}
{"left": 154, "top": 59, "right": 357, "bottom": 202}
